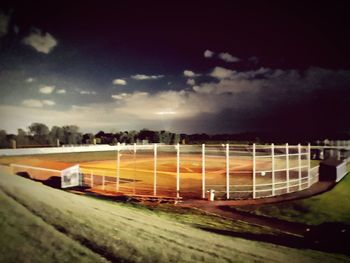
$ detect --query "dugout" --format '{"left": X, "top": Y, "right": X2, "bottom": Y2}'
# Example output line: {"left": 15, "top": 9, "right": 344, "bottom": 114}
{"left": 319, "top": 159, "right": 348, "bottom": 182}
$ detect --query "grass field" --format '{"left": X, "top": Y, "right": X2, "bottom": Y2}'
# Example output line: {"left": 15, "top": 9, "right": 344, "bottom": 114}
{"left": 0, "top": 166, "right": 349, "bottom": 263}
{"left": 234, "top": 166, "right": 350, "bottom": 225}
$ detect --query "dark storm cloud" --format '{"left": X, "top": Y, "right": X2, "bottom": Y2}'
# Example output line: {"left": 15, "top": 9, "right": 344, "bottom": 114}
{"left": 186, "top": 67, "right": 350, "bottom": 134}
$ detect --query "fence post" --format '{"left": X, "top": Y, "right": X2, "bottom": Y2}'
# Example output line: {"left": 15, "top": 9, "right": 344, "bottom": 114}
{"left": 337, "top": 141, "right": 341, "bottom": 160}
{"left": 102, "top": 173, "right": 105, "bottom": 191}
{"left": 271, "top": 143, "right": 275, "bottom": 196}
{"left": 253, "top": 143, "right": 256, "bottom": 199}
{"left": 226, "top": 143, "right": 230, "bottom": 199}
{"left": 154, "top": 143, "right": 157, "bottom": 196}
{"left": 176, "top": 143, "right": 180, "bottom": 198}
{"left": 116, "top": 142, "right": 120, "bottom": 192}
{"left": 91, "top": 170, "right": 94, "bottom": 188}
{"left": 298, "top": 143, "right": 302, "bottom": 190}
{"left": 133, "top": 143, "right": 137, "bottom": 195}
{"left": 202, "top": 144, "right": 206, "bottom": 199}
{"left": 286, "top": 143, "right": 290, "bottom": 193}
{"left": 307, "top": 143, "right": 311, "bottom": 188}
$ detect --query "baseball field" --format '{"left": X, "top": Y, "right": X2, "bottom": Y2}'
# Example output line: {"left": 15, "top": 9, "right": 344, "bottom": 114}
{"left": 2, "top": 145, "right": 311, "bottom": 200}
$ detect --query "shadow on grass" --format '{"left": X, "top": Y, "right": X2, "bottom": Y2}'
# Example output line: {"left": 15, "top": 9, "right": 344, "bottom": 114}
{"left": 16, "top": 172, "right": 61, "bottom": 188}
{"left": 199, "top": 222, "right": 350, "bottom": 256}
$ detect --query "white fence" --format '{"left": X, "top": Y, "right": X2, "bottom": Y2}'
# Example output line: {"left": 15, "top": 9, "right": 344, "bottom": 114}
{"left": 78, "top": 143, "right": 320, "bottom": 200}
{"left": 3, "top": 143, "right": 326, "bottom": 199}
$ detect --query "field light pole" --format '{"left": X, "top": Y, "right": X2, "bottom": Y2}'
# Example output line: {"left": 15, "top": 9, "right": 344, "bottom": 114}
{"left": 252, "top": 143, "right": 256, "bottom": 199}
{"left": 298, "top": 143, "right": 302, "bottom": 190}
{"left": 202, "top": 144, "right": 206, "bottom": 199}
{"left": 271, "top": 143, "right": 275, "bottom": 196}
{"left": 153, "top": 144, "right": 157, "bottom": 196}
{"left": 286, "top": 143, "right": 290, "bottom": 193}
{"left": 176, "top": 143, "right": 180, "bottom": 198}
{"left": 226, "top": 144, "right": 230, "bottom": 199}
{"left": 116, "top": 142, "right": 120, "bottom": 192}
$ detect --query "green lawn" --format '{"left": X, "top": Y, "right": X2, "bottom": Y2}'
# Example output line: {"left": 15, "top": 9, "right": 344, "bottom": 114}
{"left": 236, "top": 172, "right": 350, "bottom": 225}
{"left": 0, "top": 168, "right": 349, "bottom": 263}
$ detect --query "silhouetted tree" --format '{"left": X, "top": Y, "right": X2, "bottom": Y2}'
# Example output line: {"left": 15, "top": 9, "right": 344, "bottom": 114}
{"left": 0, "top": 130, "right": 9, "bottom": 148}
{"left": 28, "top": 123, "right": 50, "bottom": 145}
{"left": 62, "top": 125, "right": 82, "bottom": 144}
{"left": 82, "top": 133, "right": 94, "bottom": 144}
{"left": 49, "top": 126, "right": 65, "bottom": 145}
{"left": 16, "top": 129, "right": 29, "bottom": 147}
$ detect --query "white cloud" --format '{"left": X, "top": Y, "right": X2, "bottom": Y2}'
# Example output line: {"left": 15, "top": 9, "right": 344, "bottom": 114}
{"left": 22, "top": 99, "right": 43, "bottom": 108}
{"left": 71, "top": 105, "right": 92, "bottom": 111}
{"left": 193, "top": 79, "right": 263, "bottom": 94}
{"left": 80, "top": 90, "right": 97, "bottom": 95}
{"left": 113, "top": 90, "right": 223, "bottom": 121}
{"left": 183, "top": 70, "right": 194, "bottom": 77}
{"left": 198, "top": 66, "right": 282, "bottom": 94}
{"left": 218, "top": 52, "right": 240, "bottom": 62}
{"left": 111, "top": 93, "right": 128, "bottom": 100}
{"left": 210, "top": 67, "right": 236, "bottom": 79}
{"left": 42, "top": 100, "right": 55, "bottom": 106}
{"left": 56, "top": 89, "right": 66, "bottom": 94}
{"left": 23, "top": 29, "right": 57, "bottom": 54}
{"left": 22, "top": 99, "right": 55, "bottom": 108}
{"left": 113, "top": 79, "right": 127, "bottom": 85}
{"left": 131, "top": 74, "right": 164, "bottom": 80}
{"left": 0, "top": 12, "right": 10, "bottom": 37}
{"left": 26, "top": 77, "right": 35, "bottom": 83}
{"left": 187, "top": 79, "right": 195, "bottom": 86}
{"left": 204, "top": 49, "right": 214, "bottom": 58}
{"left": 39, "top": 85, "right": 55, "bottom": 94}
{"left": 183, "top": 70, "right": 200, "bottom": 78}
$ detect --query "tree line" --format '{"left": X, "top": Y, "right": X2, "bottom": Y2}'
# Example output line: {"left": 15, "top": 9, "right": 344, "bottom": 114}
{"left": 1, "top": 122, "right": 349, "bottom": 149}
{"left": 0, "top": 123, "right": 182, "bottom": 148}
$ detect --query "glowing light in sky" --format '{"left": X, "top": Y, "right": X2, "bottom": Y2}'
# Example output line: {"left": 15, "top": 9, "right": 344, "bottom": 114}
{"left": 156, "top": 111, "right": 176, "bottom": 115}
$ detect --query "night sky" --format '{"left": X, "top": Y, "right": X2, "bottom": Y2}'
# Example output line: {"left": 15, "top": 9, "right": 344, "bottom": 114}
{"left": 0, "top": 1, "right": 349, "bottom": 135}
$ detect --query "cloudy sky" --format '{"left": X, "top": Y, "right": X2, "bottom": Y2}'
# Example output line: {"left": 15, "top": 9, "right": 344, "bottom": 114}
{"left": 0, "top": 1, "right": 349, "bottom": 134}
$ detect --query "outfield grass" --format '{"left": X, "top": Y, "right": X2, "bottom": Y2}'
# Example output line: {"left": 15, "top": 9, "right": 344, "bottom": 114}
{"left": 235, "top": 172, "right": 350, "bottom": 225}
{"left": 0, "top": 168, "right": 349, "bottom": 262}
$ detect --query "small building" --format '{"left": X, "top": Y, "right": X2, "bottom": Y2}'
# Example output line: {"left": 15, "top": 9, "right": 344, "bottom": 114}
{"left": 319, "top": 159, "right": 348, "bottom": 182}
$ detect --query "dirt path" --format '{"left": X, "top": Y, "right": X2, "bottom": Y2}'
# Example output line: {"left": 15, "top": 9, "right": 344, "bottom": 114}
{"left": 179, "top": 181, "right": 335, "bottom": 207}
{"left": 177, "top": 180, "right": 350, "bottom": 256}
{"left": 178, "top": 181, "right": 336, "bottom": 236}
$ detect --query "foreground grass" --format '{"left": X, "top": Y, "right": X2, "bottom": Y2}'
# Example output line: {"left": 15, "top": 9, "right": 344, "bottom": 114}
{"left": 0, "top": 189, "right": 107, "bottom": 263}
{"left": 236, "top": 173, "right": 350, "bottom": 225}
{"left": 0, "top": 169, "right": 348, "bottom": 262}
{"left": 91, "top": 199, "right": 284, "bottom": 237}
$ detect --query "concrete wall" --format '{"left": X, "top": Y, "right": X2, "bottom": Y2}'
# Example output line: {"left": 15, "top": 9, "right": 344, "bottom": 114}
{"left": 0, "top": 144, "right": 154, "bottom": 156}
